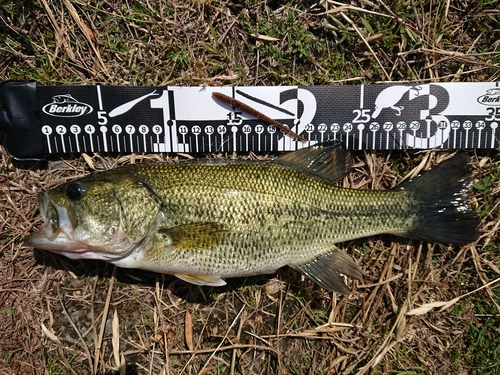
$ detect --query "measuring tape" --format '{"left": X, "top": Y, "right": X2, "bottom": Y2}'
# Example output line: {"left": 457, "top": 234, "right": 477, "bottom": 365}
{"left": 1, "top": 81, "right": 499, "bottom": 160}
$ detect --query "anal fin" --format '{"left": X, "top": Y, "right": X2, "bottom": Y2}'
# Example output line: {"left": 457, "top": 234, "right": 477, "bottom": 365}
{"left": 175, "top": 273, "right": 227, "bottom": 287}
{"left": 292, "top": 246, "right": 362, "bottom": 294}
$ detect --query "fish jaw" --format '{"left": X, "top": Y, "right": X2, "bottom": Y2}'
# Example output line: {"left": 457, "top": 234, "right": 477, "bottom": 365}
{"left": 24, "top": 190, "right": 161, "bottom": 262}
{"left": 25, "top": 227, "right": 152, "bottom": 261}
{"left": 24, "top": 191, "right": 85, "bottom": 254}
{"left": 24, "top": 229, "right": 109, "bottom": 260}
{"left": 24, "top": 191, "right": 116, "bottom": 260}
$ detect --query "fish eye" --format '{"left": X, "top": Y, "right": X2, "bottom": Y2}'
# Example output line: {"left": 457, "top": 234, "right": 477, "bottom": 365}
{"left": 65, "top": 182, "right": 86, "bottom": 201}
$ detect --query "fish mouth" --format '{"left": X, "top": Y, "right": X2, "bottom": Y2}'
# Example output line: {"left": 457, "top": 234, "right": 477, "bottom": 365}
{"left": 40, "top": 191, "right": 77, "bottom": 241}
{"left": 24, "top": 191, "right": 92, "bottom": 257}
{"left": 25, "top": 191, "right": 162, "bottom": 261}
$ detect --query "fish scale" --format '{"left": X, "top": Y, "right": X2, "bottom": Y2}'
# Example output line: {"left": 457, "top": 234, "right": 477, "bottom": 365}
{"left": 25, "top": 142, "right": 481, "bottom": 294}
{"left": 126, "top": 162, "right": 419, "bottom": 277}
{"left": 137, "top": 162, "right": 415, "bottom": 239}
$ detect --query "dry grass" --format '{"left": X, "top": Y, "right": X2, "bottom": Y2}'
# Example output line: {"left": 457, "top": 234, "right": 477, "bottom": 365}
{"left": 1, "top": 0, "right": 500, "bottom": 374}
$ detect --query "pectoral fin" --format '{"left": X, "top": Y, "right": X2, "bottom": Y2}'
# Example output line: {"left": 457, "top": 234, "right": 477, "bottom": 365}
{"left": 292, "top": 246, "right": 362, "bottom": 294}
{"left": 159, "top": 222, "right": 227, "bottom": 251}
{"left": 175, "top": 273, "right": 227, "bottom": 287}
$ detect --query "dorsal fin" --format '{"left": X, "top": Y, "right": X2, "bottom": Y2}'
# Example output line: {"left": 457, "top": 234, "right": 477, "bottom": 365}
{"left": 273, "top": 141, "right": 351, "bottom": 184}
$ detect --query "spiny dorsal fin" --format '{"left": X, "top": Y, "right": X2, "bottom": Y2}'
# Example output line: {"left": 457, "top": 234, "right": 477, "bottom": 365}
{"left": 273, "top": 141, "right": 351, "bottom": 184}
{"left": 159, "top": 222, "right": 227, "bottom": 251}
{"left": 292, "top": 245, "right": 362, "bottom": 294}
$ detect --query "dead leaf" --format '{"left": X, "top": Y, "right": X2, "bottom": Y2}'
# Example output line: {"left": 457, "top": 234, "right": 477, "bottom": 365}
{"left": 265, "top": 279, "right": 286, "bottom": 294}
{"left": 250, "top": 33, "right": 280, "bottom": 41}
{"left": 82, "top": 153, "right": 95, "bottom": 169}
{"left": 406, "top": 297, "right": 461, "bottom": 316}
{"left": 41, "top": 322, "right": 62, "bottom": 345}
{"left": 198, "top": 367, "right": 214, "bottom": 375}
{"left": 167, "top": 329, "right": 175, "bottom": 346}
{"left": 112, "top": 309, "right": 120, "bottom": 368}
{"left": 62, "top": 0, "right": 99, "bottom": 43}
{"left": 185, "top": 310, "right": 194, "bottom": 351}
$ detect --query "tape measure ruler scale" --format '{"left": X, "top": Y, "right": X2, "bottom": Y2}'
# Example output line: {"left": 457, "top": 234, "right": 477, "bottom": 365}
{"left": 0, "top": 81, "right": 499, "bottom": 161}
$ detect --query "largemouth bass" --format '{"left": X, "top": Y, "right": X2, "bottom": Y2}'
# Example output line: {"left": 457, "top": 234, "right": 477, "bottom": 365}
{"left": 25, "top": 142, "right": 480, "bottom": 294}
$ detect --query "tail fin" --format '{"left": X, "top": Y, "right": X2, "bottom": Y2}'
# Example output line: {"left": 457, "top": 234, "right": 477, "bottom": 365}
{"left": 397, "top": 153, "right": 481, "bottom": 244}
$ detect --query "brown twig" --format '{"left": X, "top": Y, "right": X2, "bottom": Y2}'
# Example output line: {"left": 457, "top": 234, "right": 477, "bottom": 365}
{"left": 169, "top": 343, "right": 279, "bottom": 355}
{"left": 94, "top": 268, "right": 116, "bottom": 374}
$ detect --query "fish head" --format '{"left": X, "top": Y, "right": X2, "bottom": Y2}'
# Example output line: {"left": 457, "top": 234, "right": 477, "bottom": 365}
{"left": 25, "top": 171, "right": 163, "bottom": 261}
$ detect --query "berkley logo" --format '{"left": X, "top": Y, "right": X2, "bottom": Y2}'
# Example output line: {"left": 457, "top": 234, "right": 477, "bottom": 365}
{"left": 477, "top": 88, "right": 500, "bottom": 106}
{"left": 42, "top": 94, "right": 93, "bottom": 117}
